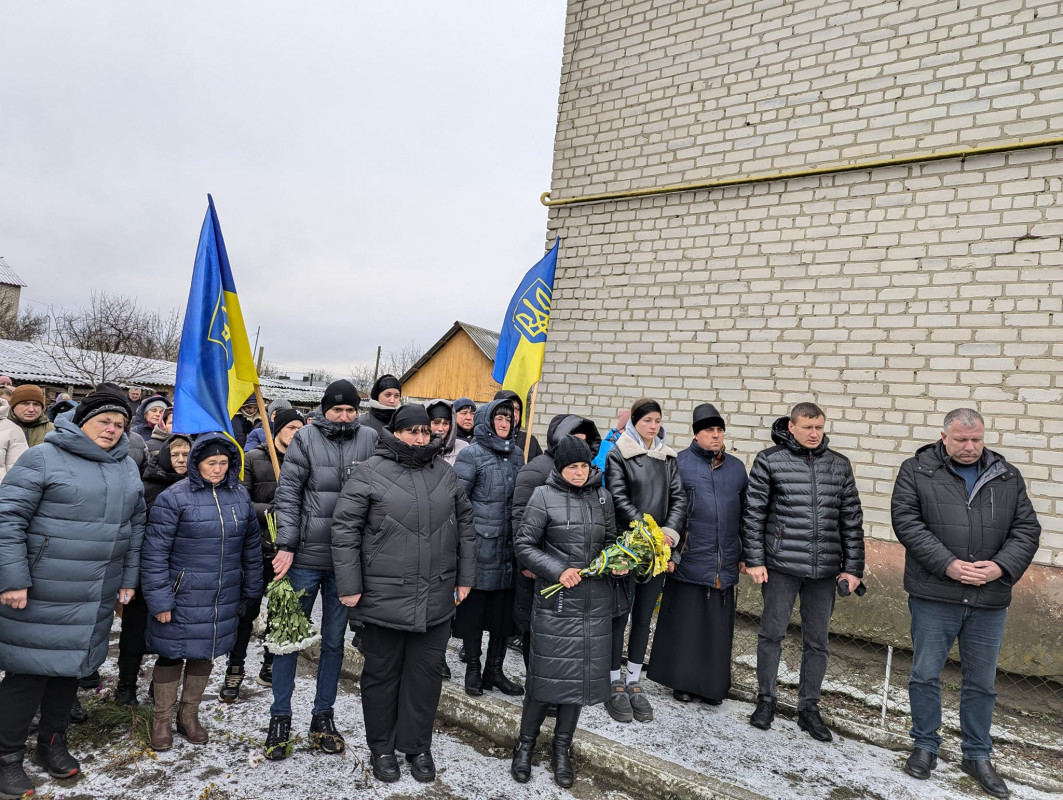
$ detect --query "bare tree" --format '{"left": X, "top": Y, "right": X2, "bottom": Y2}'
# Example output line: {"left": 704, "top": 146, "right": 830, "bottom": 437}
{"left": 0, "top": 295, "right": 48, "bottom": 342}
{"left": 257, "top": 359, "right": 280, "bottom": 379}
{"left": 36, "top": 292, "right": 183, "bottom": 385}
{"left": 344, "top": 340, "right": 425, "bottom": 395}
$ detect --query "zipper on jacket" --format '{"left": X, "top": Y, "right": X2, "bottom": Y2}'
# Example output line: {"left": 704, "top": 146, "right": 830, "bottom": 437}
{"left": 710, "top": 460, "right": 722, "bottom": 589}
{"left": 211, "top": 486, "right": 227, "bottom": 659}
{"left": 172, "top": 569, "right": 186, "bottom": 596}
{"left": 809, "top": 451, "right": 819, "bottom": 575}
{"left": 31, "top": 537, "right": 50, "bottom": 568}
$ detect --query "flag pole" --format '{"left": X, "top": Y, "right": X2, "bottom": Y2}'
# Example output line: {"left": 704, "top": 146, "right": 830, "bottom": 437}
{"left": 253, "top": 384, "right": 281, "bottom": 481}
{"left": 523, "top": 382, "right": 539, "bottom": 457}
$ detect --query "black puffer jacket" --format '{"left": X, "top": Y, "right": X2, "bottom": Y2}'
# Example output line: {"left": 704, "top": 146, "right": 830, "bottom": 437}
{"left": 741, "top": 417, "right": 865, "bottom": 579}
{"left": 514, "top": 468, "right": 616, "bottom": 706}
{"left": 512, "top": 414, "right": 603, "bottom": 628}
{"left": 891, "top": 441, "right": 1040, "bottom": 609}
{"left": 603, "top": 430, "right": 687, "bottom": 558}
{"left": 331, "top": 430, "right": 476, "bottom": 632}
{"left": 453, "top": 399, "right": 524, "bottom": 592}
{"left": 274, "top": 417, "right": 378, "bottom": 570}
{"left": 243, "top": 444, "right": 285, "bottom": 557}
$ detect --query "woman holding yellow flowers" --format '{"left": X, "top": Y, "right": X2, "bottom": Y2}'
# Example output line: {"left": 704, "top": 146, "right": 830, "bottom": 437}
{"left": 512, "top": 436, "right": 622, "bottom": 788}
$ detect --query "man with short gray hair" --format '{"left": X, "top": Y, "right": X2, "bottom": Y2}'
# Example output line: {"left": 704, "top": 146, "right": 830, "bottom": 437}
{"left": 891, "top": 408, "right": 1040, "bottom": 798}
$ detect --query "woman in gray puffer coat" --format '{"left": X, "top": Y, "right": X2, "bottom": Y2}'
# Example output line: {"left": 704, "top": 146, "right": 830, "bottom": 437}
{"left": 511, "top": 436, "right": 621, "bottom": 789}
{"left": 0, "top": 393, "right": 144, "bottom": 797}
{"left": 332, "top": 405, "right": 475, "bottom": 784}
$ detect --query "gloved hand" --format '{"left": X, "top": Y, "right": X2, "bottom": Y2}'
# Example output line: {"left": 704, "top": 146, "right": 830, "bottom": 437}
{"left": 238, "top": 597, "right": 259, "bottom": 619}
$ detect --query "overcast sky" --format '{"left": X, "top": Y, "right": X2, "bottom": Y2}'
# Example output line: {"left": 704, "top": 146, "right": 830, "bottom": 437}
{"left": 0, "top": 1, "right": 567, "bottom": 376}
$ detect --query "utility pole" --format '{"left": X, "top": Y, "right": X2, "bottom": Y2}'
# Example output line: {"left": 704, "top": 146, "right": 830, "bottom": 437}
{"left": 256, "top": 346, "right": 265, "bottom": 373}
{"left": 372, "top": 345, "right": 382, "bottom": 384}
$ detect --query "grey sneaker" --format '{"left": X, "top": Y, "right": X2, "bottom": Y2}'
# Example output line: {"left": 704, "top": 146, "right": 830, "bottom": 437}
{"left": 627, "top": 681, "right": 653, "bottom": 722}
{"left": 605, "top": 680, "right": 634, "bottom": 722}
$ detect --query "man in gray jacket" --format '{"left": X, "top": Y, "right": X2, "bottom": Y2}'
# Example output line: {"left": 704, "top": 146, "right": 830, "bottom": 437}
{"left": 892, "top": 408, "right": 1040, "bottom": 798}
{"left": 265, "top": 380, "right": 377, "bottom": 761}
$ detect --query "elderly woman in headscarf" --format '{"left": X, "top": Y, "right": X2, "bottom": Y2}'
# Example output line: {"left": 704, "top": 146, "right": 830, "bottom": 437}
{"left": 0, "top": 392, "right": 144, "bottom": 798}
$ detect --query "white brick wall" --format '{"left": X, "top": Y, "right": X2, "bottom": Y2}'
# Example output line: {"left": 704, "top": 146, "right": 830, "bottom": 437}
{"left": 540, "top": 0, "right": 1063, "bottom": 567}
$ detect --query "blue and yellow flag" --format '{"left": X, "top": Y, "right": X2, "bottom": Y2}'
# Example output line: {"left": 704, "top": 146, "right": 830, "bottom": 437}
{"left": 174, "top": 195, "right": 259, "bottom": 444}
{"left": 491, "top": 238, "right": 559, "bottom": 422}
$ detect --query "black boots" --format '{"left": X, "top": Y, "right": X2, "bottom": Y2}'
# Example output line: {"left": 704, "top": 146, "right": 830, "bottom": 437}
{"left": 463, "top": 639, "right": 483, "bottom": 697}
{"left": 482, "top": 636, "right": 524, "bottom": 696}
{"left": 511, "top": 699, "right": 549, "bottom": 783}
{"left": 961, "top": 759, "right": 1010, "bottom": 798}
{"left": 551, "top": 704, "right": 581, "bottom": 788}
{"left": 115, "top": 655, "right": 141, "bottom": 706}
{"left": 0, "top": 752, "right": 34, "bottom": 799}
{"left": 904, "top": 747, "right": 937, "bottom": 780}
{"left": 749, "top": 697, "right": 776, "bottom": 730}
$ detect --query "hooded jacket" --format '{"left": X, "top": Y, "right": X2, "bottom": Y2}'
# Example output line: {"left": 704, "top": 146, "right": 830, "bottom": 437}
{"left": 274, "top": 416, "right": 378, "bottom": 570}
{"left": 674, "top": 441, "right": 748, "bottom": 590}
{"left": 132, "top": 395, "right": 172, "bottom": 440}
{"left": 604, "top": 427, "right": 688, "bottom": 559}
{"left": 514, "top": 467, "right": 616, "bottom": 706}
{"left": 891, "top": 440, "right": 1040, "bottom": 609}
{"left": 0, "top": 399, "right": 28, "bottom": 482}
{"left": 0, "top": 417, "right": 145, "bottom": 677}
{"left": 453, "top": 399, "right": 525, "bottom": 591}
{"left": 423, "top": 398, "right": 469, "bottom": 466}
{"left": 741, "top": 417, "right": 865, "bottom": 579}
{"left": 141, "top": 433, "right": 264, "bottom": 660}
{"left": 331, "top": 430, "right": 476, "bottom": 632}
{"left": 141, "top": 434, "right": 193, "bottom": 511}
{"left": 243, "top": 442, "right": 286, "bottom": 556}
{"left": 493, "top": 389, "right": 543, "bottom": 461}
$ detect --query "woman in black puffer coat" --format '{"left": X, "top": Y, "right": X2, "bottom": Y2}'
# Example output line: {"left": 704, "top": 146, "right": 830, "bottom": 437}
{"left": 511, "top": 436, "right": 621, "bottom": 789}
{"left": 141, "top": 433, "right": 263, "bottom": 752}
{"left": 331, "top": 405, "right": 475, "bottom": 784}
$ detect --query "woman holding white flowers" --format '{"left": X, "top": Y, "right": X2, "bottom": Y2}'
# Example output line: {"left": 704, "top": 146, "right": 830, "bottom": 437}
{"left": 141, "top": 433, "right": 263, "bottom": 752}
{"left": 331, "top": 405, "right": 475, "bottom": 785}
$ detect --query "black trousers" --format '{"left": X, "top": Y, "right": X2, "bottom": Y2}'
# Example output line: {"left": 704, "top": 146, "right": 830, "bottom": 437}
{"left": 611, "top": 573, "right": 665, "bottom": 669}
{"left": 229, "top": 555, "right": 276, "bottom": 668}
{"left": 0, "top": 672, "right": 78, "bottom": 755}
{"left": 519, "top": 697, "right": 581, "bottom": 740}
{"left": 360, "top": 620, "right": 449, "bottom": 756}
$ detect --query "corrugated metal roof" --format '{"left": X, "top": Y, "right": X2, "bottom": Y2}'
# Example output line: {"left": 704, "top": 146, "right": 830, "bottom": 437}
{"left": 0, "top": 257, "right": 27, "bottom": 288}
{"left": 459, "top": 321, "right": 500, "bottom": 361}
{"left": 0, "top": 338, "right": 323, "bottom": 404}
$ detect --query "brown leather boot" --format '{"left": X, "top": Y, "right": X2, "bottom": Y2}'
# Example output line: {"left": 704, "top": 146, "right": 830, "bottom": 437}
{"left": 175, "top": 660, "right": 212, "bottom": 745}
{"left": 150, "top": 663, "right": 183, "bottom": 751}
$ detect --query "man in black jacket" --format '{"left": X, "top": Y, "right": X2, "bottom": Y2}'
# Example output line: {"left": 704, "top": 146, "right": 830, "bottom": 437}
{"left": 891, "top": 408, "right": 1040, "bottom": 798}
{"left": 742, "top": 402, "right": 864, "bottom": 742}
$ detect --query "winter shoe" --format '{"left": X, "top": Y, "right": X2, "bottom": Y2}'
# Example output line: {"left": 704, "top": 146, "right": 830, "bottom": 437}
{"left": 150, "top": 663, "right": 183, "bottom": 751}
{"left": 114, "top": 681, "right": 138, "bottom": 707}
{"left": 482, "top": 637, "right": 524, "bottom": 696}
{"left": 673, "top": 690, "right": 693, "bottom": 702}
{"left": 749, "top": 698, "right": 776, "bottom": 730}
{"left": 175, "top": 663, "right": 212, "bottom": 745}
{"left": 626, "top": 682, "right": 653, "bottom": 722}
{"left": 309, "top": 710, "right": 345, "bottom": 754}
{"left": 464, "top": 659, "right": 484, "bottom": 697}
{"left": 370, "top": 752, "right": 400, "bottom": 783}
{"left": 904, "top": 747, "right": 938, "bottom": 780}
{"left": 551, "top": 733, "right": 575, "bottom": 789}
{"left": 406, "top": 751, "right": 436, "bottom": 783}
{"left": 510, "top": 737, "right": 536, "bottom": 783}
{"left": 77, "top": 670, "right": 101, "bottom": 690}
{"left": 256, "top": 661, "right": 273, "bottom": 688}
{"left": 0, "top": 752, "right": 34, "bottom": 799}
{"left": 34, "top": 731, "right": 79, "bottom": 779}
{"left": 218, "top": 665, "right": 244, "bottom": 704}
{"left": 264, "top": 715, "right": 292, "bottom": 761}
{"left": 442, "top": 661, "right": 452, "bottom": 680}
{"left": 797, "top": 707, "right": 833, "bottom": 742}
{"left": 961, "top": 759, "right": 1010, "bottom": 798}
{"left": 68, "top": 697, "right": 88, "bottom": 724}
{"left": 605, "top": 680, "right": 634, "bottom": 723}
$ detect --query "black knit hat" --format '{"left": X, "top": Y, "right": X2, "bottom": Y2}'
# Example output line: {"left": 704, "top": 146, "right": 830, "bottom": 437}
{"left": 72, "top": 392, "right": 132, "bottom": 426}
{"left": 321, "top": 379, "right": 361, "bottom": 413}
{"left": 692, "top": 403, "right": 726, "bottom": 433}
{"left": 453, "top": 397, "right": 476, "bottom": 413}
{"left": 553, "top": 435, "right": 592, "bottom": 470}
{"left": 371, "top": 374, "right": 402, "bottom": 401}
{"left": 425, "top": 401, "right": 452, "bottom": 422}
{"left": 195, "top": 441, "right": 231, "bottom": 464}
{"left": 272, "top": 409, "right": 305, "bottom": 436}
{"left": 389, "top": 404, "right": 431, "bottom": 433}
{"left": 630, "top": 398, "right": 662, "bottom": 425}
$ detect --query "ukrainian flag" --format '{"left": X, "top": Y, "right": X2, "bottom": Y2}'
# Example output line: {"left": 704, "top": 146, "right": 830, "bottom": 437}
{"left": 173, "top": 195, "right": 259, "bottom": 444}
{"left": 491, "top": 239, "right": 559, "bottom": 422}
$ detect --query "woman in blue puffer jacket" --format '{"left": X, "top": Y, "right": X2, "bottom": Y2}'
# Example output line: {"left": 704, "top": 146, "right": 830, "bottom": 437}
{"left": 141, "top": 433, "right": 263, "bottom": 752}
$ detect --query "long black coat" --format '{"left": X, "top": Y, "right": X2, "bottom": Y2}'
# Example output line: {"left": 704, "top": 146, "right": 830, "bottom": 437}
{"left": 515, "top": 468, "right": 616, "bottom": 706}
{"left": 331, "top": 431, "right": 476, "bottom": 633}
{"left": 741, "top": 417, "right": 865, "bottom": 579}
{"left": 891, "top": 440, "right": 1040, "bottom": 609}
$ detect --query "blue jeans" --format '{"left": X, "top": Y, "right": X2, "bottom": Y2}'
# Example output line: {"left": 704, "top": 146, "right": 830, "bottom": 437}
{"left": 908, "top": 596, "right": 1007, "bottom": 760}
{"left": 270, "top": 567, "right": 348, "bottom": 718}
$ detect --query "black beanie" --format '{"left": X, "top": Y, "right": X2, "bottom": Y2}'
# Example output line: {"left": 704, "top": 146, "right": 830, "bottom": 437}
{"left": 73, "top": 392, "right": 132, "bottom": 426}
{"left": 426, "top": 401, "right": 452, "bottom": 422}
{"left": 321, "top": 380, "right": 361, "bottom": 413}
{"left": 554, "top": 435, "right": 592, "bottom": 470}
{"left": 389, "top": 404, "right": 431, "bottom": 432}
{"left": 371, "top": 375, "right": 402, "bottom": 401}
{"left": 272, "top": 409, "right": 305, "bottom": 436}
{"left": 630, "top": 398, "right": 662, "bottom": 425}
{"left": 692, "top": 403, "right": 726, "bottom": 434}
{"left": 195, "top": 440, "right": 231, "bottom": 464}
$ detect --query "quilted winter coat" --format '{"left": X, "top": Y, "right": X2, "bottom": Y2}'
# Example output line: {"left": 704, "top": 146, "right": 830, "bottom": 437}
{"left": 514, "top": 468, "right": 616, "bottom": 706}
{"left": 0, "top": 417, "right": 145, "bottom": 677}
{"left": 331, "top": 430, "right": 476, "bottom": 632}
{"left": 453, "top": 399, "right": 525, "bottom": 591}
{"left": 741, "top": 417, "right": 865, "bottom": 579}
{"left": 141, "top": 433, "right": 264, "bottom": 661}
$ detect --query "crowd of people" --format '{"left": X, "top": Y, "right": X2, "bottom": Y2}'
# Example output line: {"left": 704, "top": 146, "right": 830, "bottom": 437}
{"left": 0, "top": 369, "right": 1042, "bottom": 799}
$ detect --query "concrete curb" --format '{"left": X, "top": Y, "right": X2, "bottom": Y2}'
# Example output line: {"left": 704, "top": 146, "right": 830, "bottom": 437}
{"left": 302, "top": 644, "right": 768, "bottom": 800}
